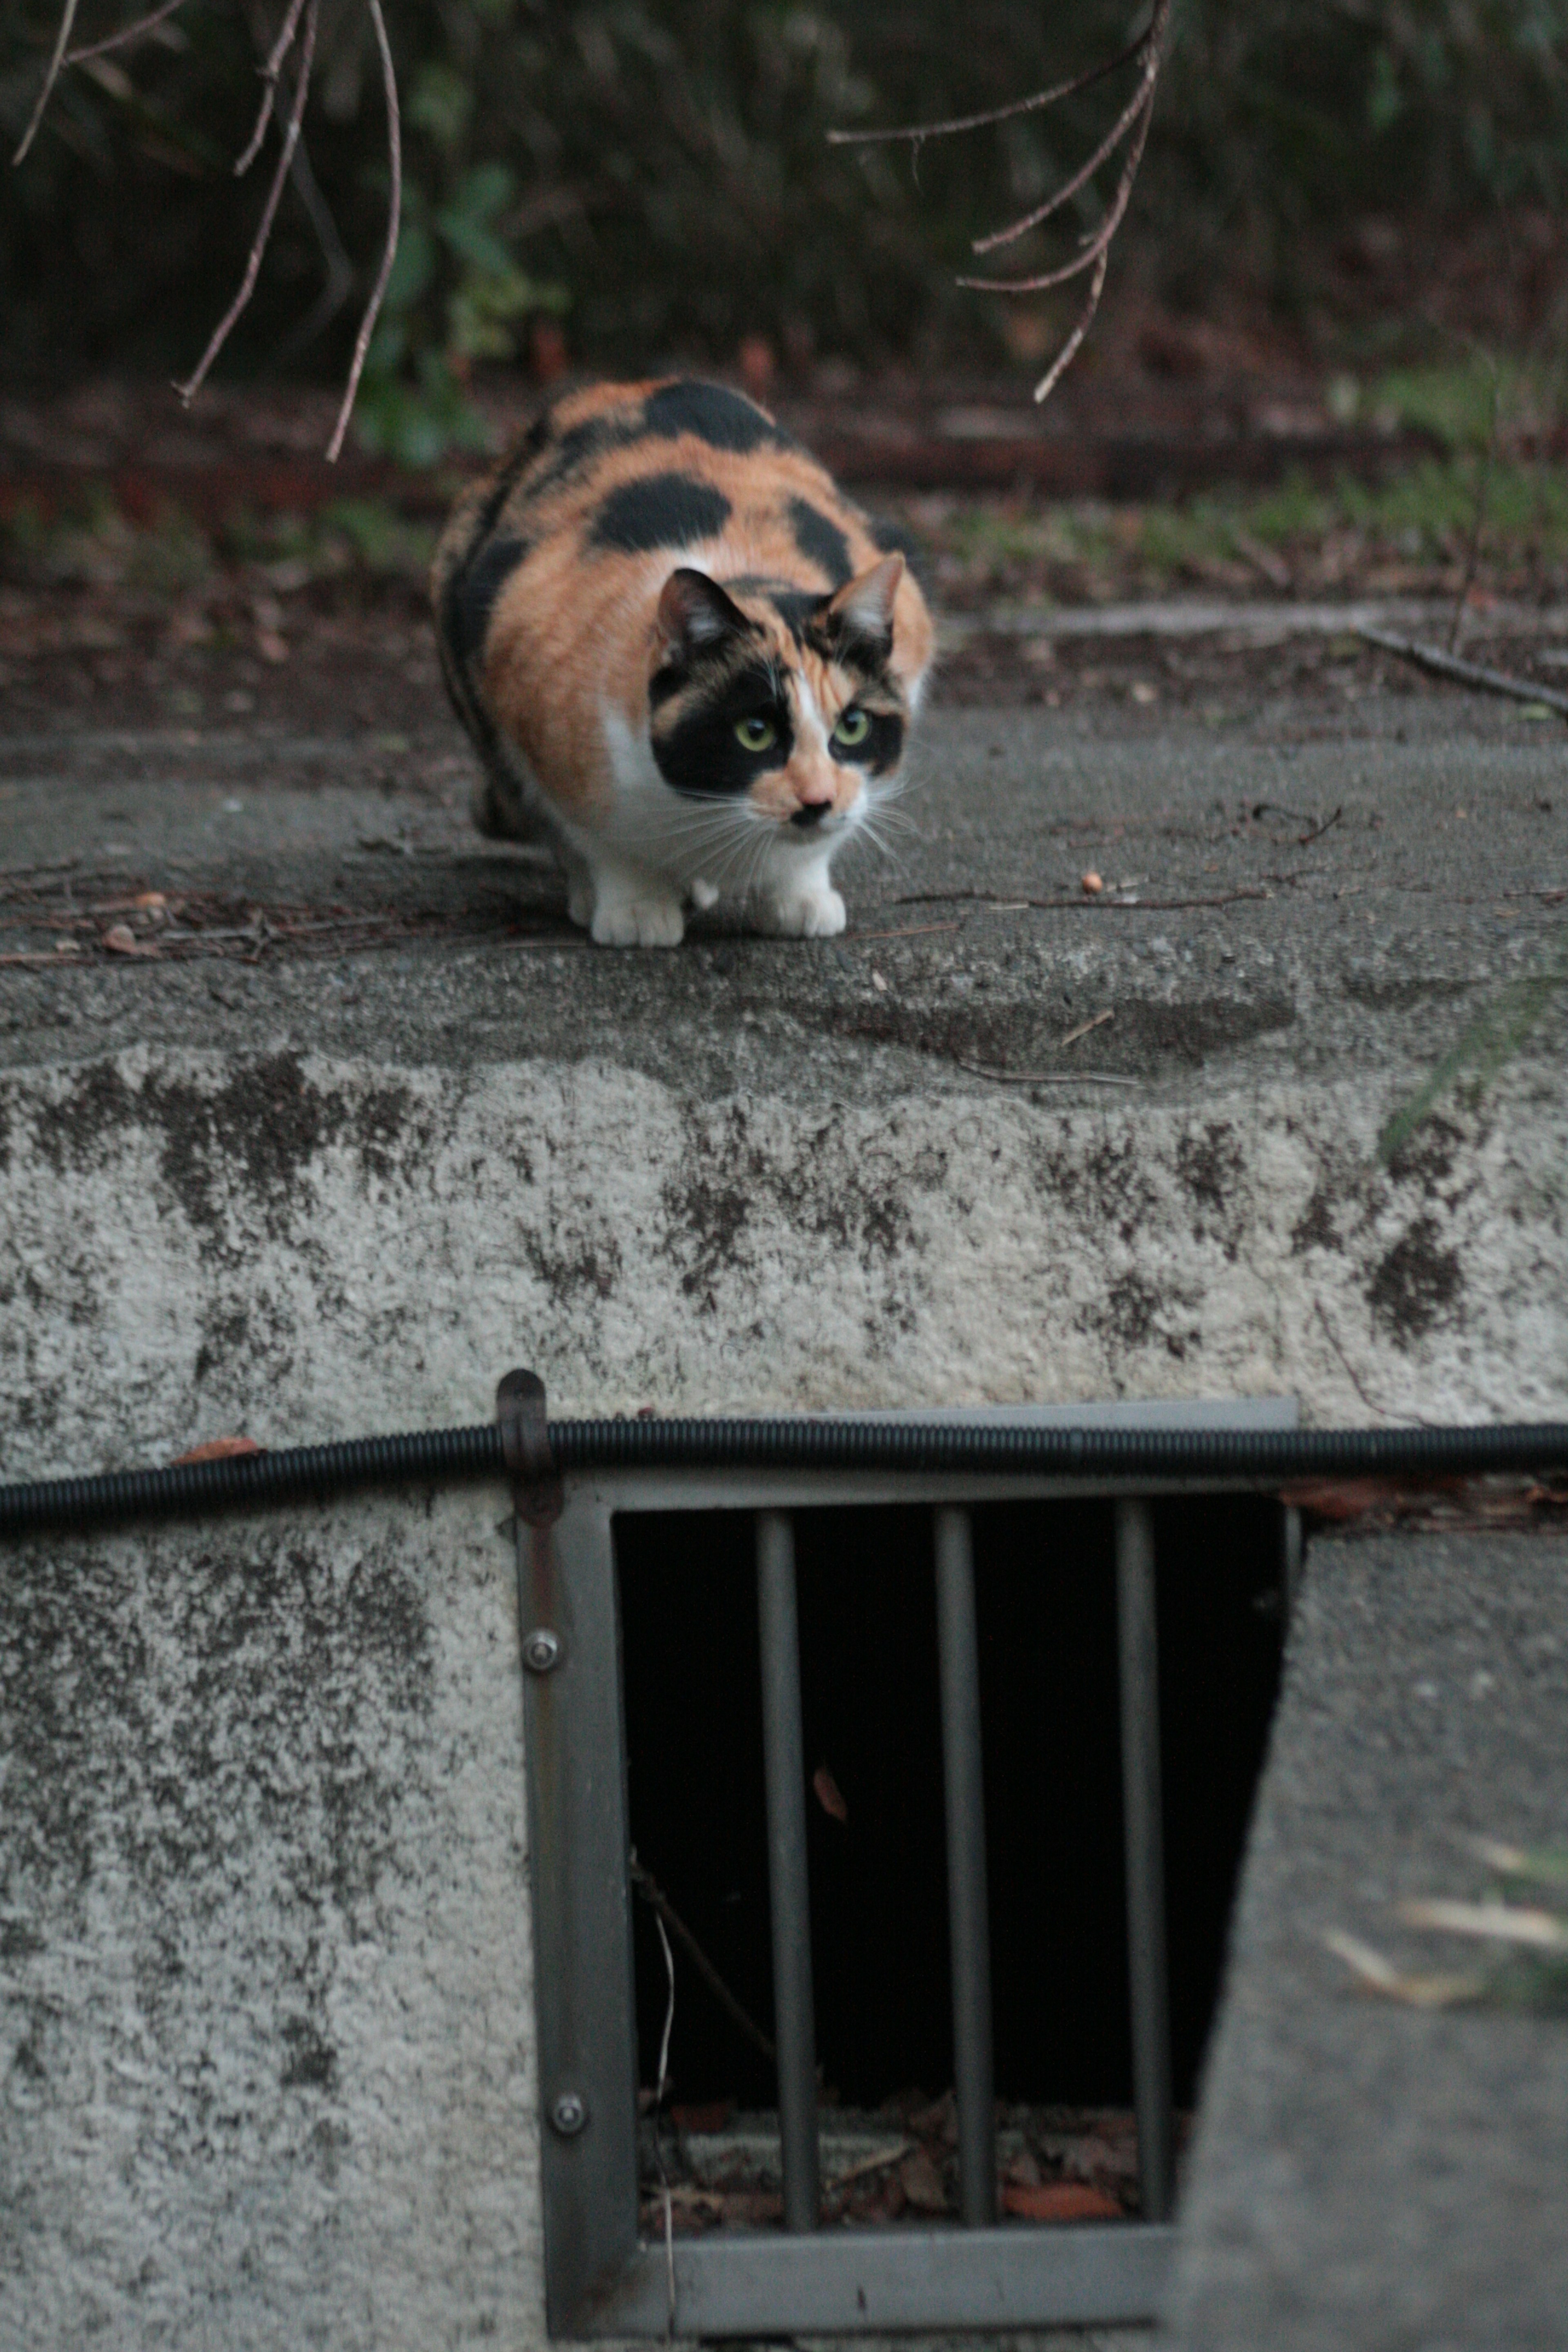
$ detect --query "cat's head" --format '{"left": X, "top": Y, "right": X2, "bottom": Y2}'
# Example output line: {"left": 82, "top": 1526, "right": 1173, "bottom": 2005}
{"left": 646, "top": 558, "right": 921, "bottom": 838}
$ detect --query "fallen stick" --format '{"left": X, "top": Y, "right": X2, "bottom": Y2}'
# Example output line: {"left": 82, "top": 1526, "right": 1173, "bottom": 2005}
{"left": 1358, "top": 628, "right": 1568, "bottom": 719}
{"left": 895, "top": 889, "right": 1270, "bottom": 912}
{"left": 956, "top": 1058, "right": 1139, "bottom": 1089}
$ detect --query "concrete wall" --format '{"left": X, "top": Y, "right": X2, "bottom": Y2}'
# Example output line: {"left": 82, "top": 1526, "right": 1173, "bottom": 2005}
{"left": 3, "top": 1046, "right": 1565, "bottom": 1479}
{"left": 3, "top": 1040, "right": 1564, "bottom": 2348}
{"left": 2, "top": 1490, "right": 541, "bottom": 2350}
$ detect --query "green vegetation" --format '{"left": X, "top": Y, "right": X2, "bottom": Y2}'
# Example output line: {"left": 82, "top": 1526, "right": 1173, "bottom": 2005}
{"left": 2, "top": 1, "right": 1564, "bottom": 395}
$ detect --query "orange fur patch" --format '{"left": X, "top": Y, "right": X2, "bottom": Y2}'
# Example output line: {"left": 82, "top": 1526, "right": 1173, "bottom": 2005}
{"left": 433, "top": 379, "right": 933, "bottom": 827}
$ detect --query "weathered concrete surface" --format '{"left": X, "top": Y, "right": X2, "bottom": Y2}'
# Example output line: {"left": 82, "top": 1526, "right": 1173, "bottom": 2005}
{"left": 0, "top": 1488, "right": 542, "bottom": 2350}
{"left": 2, "top": 681, "right": 1565, "bottom": 2349}
{"left": 2, "top": 695, "right": 1566, "bottom": 1454}
{"left": 1168, "top": 1528, "right": 1568, "bottom": 2352}
{"left": 0, "top": 1046, "right": 1565, "bottom": 1481}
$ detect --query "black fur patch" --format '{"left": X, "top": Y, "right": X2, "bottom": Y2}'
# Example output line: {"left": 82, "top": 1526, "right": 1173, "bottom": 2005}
{"left": 642, "top": 380, "right": 786, "bottom": 453}
{"left": 652, "top": 661, "right": 793, "bottom": 798}
{"left": 766, "top": 588, "right": 828, "bottom": 638}
{"left": 475, "top": 412, "right": 550, "bottom": 540}
{"left": 445, "top": 534, "right": 526, "bottom": 668}
{"left": 866, "top": 512, "right": 931, "bottom": 591}
{"left": 788, "top": 498, "right": 852, "bottom": 586}
{"left": 834, "top": 708, "right": 905, "bottom": 775}
{"left": 588, "top": 473, "right": 732, "bottom": 555}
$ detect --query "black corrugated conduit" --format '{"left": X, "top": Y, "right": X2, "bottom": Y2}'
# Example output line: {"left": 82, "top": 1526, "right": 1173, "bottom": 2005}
{"left": 2, "top": 1395, "right": 1565, "bottom": 1537}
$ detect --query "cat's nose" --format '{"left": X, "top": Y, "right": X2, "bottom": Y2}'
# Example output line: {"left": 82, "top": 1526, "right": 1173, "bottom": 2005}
{"left": 790, "top": 801, "right": 831, "bottom": 829}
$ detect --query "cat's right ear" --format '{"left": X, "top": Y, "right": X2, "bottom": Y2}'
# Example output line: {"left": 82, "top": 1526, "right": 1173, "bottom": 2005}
{"left": 654, "top": 568, "right": 751, "bottom": 666}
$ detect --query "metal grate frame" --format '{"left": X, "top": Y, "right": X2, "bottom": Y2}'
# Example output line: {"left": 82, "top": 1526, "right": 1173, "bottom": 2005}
{"left": 514, "top": 1402, "right": 1297, "bottom": 2337}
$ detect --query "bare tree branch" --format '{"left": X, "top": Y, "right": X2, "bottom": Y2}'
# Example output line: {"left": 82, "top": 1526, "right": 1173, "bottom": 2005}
{"left": 825, "top": 27, "right": 1149, "bottom": 149}
{"left": 960, "top": 81, "right": 1155, "bottom": 294}
{"left": 830, "top": 0, "right": 1171, "bottom": 407}
{"left": 234, "top": 0, "right": 309, "bottom": 178}
{"left": 172, "top": 0, "right": 318, "bottom": 407}
{"left": 12, "top": 0, "right": 85, "bottom": 165}
{"left": 324, "top": 0, "right": 399, "bottom": 464}
{"left": 66, "top": 0, "right": 192, "bottom": 67}
{"left": 970, "top": 44, "right": 1161, "bottom": 254}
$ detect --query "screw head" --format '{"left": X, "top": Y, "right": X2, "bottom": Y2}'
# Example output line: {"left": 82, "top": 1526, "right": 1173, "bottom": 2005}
{"left": 551, "top": 2091, "right": 588, "bottom": 2136}
{"left": 523, "top": 1628, "right": 563, "bottom": 1674}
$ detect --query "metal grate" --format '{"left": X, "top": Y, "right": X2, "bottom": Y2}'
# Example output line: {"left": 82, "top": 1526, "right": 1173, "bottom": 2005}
{"left": 512, "top": 1401, "right": 1297, "bottom": 2338}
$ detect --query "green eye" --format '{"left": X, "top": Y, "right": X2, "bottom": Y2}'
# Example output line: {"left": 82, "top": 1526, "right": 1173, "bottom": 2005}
{"left": 735, "top": 715, "right": 777, "bottom": 752}
{"left": 832, "top": 708, "right": 872, "bottom": 748}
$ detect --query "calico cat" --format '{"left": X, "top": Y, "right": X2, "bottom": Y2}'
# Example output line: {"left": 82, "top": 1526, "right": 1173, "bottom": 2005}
{"left": 432, "top": 377, "right": 933, "bottom": 946}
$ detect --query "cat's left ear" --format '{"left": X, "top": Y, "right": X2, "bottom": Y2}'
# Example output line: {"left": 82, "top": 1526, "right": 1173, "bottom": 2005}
{"left": 824, "top": 552, "right": 904, "bottom": 652}
{"left": 655, "top": 568, "right": 752, "bottom": 665}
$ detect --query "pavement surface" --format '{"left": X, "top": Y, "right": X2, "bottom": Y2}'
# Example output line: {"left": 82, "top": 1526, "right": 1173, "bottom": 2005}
{"left": 2, "top": 657, "right": 1564, "bottom": 1100}
{"left": 1169, "top": 1526, "right": 1568, "bottom": 2352}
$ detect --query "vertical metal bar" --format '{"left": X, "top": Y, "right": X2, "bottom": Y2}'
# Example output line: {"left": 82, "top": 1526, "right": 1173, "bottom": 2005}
{"left": 934, "top": 1506, "right": 998, "bottom": 2226}
{"left": 1115, "top": 1497, "right": 1175, "bottom": 2225}
{"left": 1281, "top": 1503, "right": 1303, "bottom": 1628}
{"left": 756, "top": 1510, "right": 820, "bottom": 2232}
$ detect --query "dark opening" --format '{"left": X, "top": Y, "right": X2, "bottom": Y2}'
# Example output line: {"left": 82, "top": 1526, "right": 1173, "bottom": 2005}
{"left": 617, "top": 1497, "right": 1283, "bottom": 2115}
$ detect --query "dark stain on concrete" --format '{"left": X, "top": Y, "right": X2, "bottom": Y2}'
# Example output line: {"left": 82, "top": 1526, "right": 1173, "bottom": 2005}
{"left": 823, "top": 995, "right": 1293, "bottom": 1074}
{"left": 1037, "top": 1131, "right": 1158, "bottom": 1246}
{"left": 659, "top": 1106, "right": 937, "bottom": 1311}
{"left": 1368, "top": 1216, "right": 1464, "bottom": 1345}
{"left": 194, "top": 1305, "right": 252, "bottom": 1385}
{"left": 1088, "top": 1271, "right": 1198, "bottom": 1360}
{"left": 662, "top": 1172, "right": 753, "bottom": 1312}
{"left": 1176, "top": 1120, "right": 1247, "bottom": 1256}
{"left": 522, "top": 1230, "right": 621, "bottom": 1304}
{"left": 15, "top": 1056, "right": 415, "bottom": 1236}
{"left": 1341, "top": 976, "right": 1473, "bottom": 1011}
{"left": 1290, "top": 1183, "right": 1344, "bottom": 1256}
{"left": 280, "top": 2015, "right": 339, "bottom": 2091}
{"left": 0, "top": 1524, "right": 434, "bottom": 1998}
{"left": 1384, "top": 1112, "right": 1462, "bottom": 1190}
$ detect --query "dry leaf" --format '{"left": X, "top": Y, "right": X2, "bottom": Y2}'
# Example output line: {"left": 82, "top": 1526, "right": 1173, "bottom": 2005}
{"left": 899, "top": 2149, "right": 949, "bottom": 2213}
{"left": 1399, "top": 1899, "right": 1568, "bottom": 1950}
{"left": 1323, "top": 1927, "right": 1480, "bottom": 2007}
{"left": 813, "top": 1764, "right": 849, "bottom": 1823}
{"left": 1003, "top": 2182, "right": 1122, "bottom": 2222}
{"left": 171, "top": 1435, "right": 265, "bottom": 1465}
{"left": 103, "top": 923, "right": 157, "bottom": 957}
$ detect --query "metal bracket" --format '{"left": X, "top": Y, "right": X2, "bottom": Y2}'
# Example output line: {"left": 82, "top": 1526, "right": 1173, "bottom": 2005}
{"left": 498, "top": 1367, "right": 563, "bottom": 1528}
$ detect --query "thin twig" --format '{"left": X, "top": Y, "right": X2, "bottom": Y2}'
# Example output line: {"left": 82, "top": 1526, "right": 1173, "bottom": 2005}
{"left": 960, "top": 80, "right": 1156, "bottom": 293}
{"left": 13, "top": 0, "right": 85, "bottom": 165}
{"left": 894, "top": 888, "right": 1270, "bottom": 911}
{"left": 629, "top": 1856, "right": 777, "bottom": 2067}
{"left": 1031, "top": 249, "right": 1110, "bottom": 406}
{"left": 956, "top": 1058, "right": 1139, "bottom": 1088}
{"left": 970, "top": 46, "right": 1162, "bottom": 255}
{"left": 1060, "top": 1007, "right": 1114, "bottom": 1047}
{"left": 649, "top": 1903, "right": 677, "bottom": 2339}
{"left": 66, "top": 0, "right": 190, "bottom": 65}
{"left": 324, "top": 0, "right": 400, "bottom": 465}
{"left": 826, "top": 0, "right": 1169, "bottom": 407}
{"left": 234, "top": 0, "right": 309, "bottom": 178}
{"left": 173, "top": 0, "right": 318, "bottom": 408}
{"left": 825, "top": 26, "right": 1150, "bottom": 148}
{"left": 1449, "top": 358, "right": 1499, "bottom": 655}
{"left": 1358, "top": 628, "right": 1568, "bottom": 719}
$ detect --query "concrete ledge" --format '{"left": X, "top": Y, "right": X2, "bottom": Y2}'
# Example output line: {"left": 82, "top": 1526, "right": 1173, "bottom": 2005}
{"left": 1168, "top": 1528, "right": 1568, "bottom": 2352}
{"left": 2, "top": 1049, "right": 1565, "bottom": 1483}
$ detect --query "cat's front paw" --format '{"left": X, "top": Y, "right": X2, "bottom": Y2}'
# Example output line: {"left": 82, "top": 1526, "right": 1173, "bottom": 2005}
{"left": 753, "top": 886, "right": 847, "bottom": 939}
{"left": 590, "top": 891, "right": 686, "bottom": 948}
